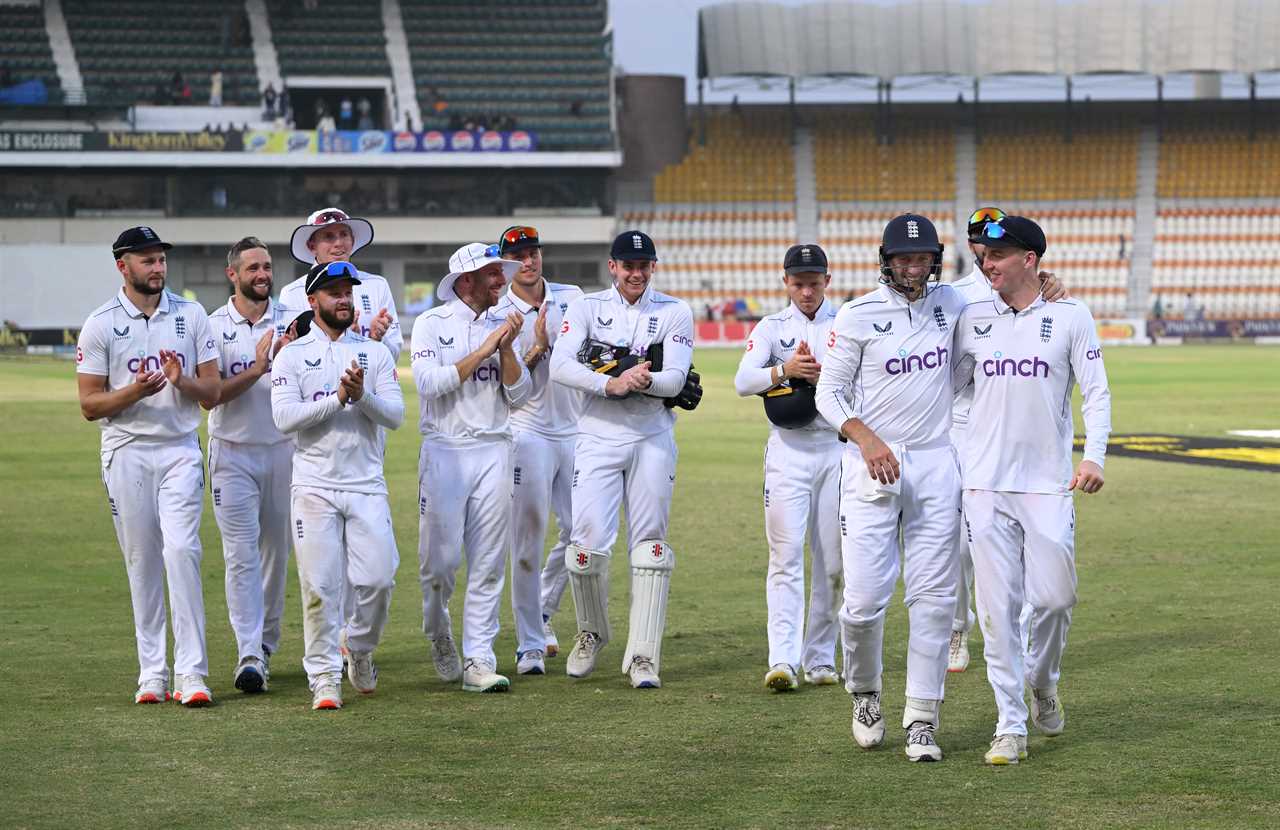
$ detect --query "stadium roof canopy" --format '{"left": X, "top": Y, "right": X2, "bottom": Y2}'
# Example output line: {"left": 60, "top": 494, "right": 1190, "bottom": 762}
{"left": 697, "top": 0, "right": 1280, "bottom": 81}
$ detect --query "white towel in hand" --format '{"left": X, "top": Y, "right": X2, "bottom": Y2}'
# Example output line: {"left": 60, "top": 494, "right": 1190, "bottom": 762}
{"left": 854, "top": 443, "right": 904, "bottom": 502}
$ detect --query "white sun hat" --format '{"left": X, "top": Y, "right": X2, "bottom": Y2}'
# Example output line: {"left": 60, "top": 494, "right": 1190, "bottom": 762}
{"left": 438, "top": 242, "right": 520, "bottom": 301}
{"left": 290, "top": 207, "right": 375, "bottom": 264}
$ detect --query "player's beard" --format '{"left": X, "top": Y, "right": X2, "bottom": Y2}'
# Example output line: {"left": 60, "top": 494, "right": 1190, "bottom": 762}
{"left": 127, "top": 270, "right": 165, "bottom": 296}
{"left": 237, "top": 275, "right": 272, "bottom": 302}
{"left": 317, "top": 304, "right": 353, "bottom": 331}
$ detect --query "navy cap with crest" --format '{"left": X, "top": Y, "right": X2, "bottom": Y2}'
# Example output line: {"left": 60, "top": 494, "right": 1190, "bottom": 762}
{"left": 112, "top": 226, "right": 173, "bottom": 257}
{"left": 977, "top": 215, "right": 1047, "bottom": 258}
{"left": 783, "top": 243, "right": 828, "bottom": 275}
{"left": 610, "top": 230, "right": 658, "bottom": 262}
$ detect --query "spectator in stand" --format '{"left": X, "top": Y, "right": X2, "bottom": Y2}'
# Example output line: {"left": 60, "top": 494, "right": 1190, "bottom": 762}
{"left": 209, "top": 70, "right": 223, "bottom": 107}
{"left": 357, "top": 97, "right": 373, "bottom": 130}
{"left": 339, "top": 96, "right": 354, "bottom": 130}
{"left": 263, "top": 84, "right": 277, "bottom": 118}
{"left": 279, "top": 88, "right": 292, "bottom": 122}
{"left": 1183, "top": 291, "right": 1198, "bottom": 321}
{"left": 1152, "top": 295, "right": 1164, "bottom": 321}
{"left": 404, "top": 110, "right": 417, "bottom": 133}
{"left": 171, "top": 71, "right": 185, "bottom": 105}
{"left": 318, "top": 112, "right": 336, "bottom": 134}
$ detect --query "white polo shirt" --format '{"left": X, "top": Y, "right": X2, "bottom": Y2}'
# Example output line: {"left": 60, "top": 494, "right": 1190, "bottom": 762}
{"left": 206, "top": 297, "right": 297, "bottom": 445}
{"left": 953, "top": 293, "right": 1111, "bottom": 494}
{"left": 410, "top": 297, "right": 532, "bottom": 446}
{"left": 816, "top": 283, "right": 967, "bottom": 449}
{"left": 735, "top": 298, "right": 841, "bottom": 440}
{"left": 949, "top": 265, "right": 994, "bottom": 429}
{"left": 549, "top": 283, "right": 694, "bottom": 444}
{"left": 270, "top": 328, "right": 404, "bottom": 495}
{"left": 77, "top": 289, "right": 218, "bottom": 452}
{"left": 493, "top": 279, "right": 586, "bottom": 440}
{"left": 279, "top": 267, "right": 402, "bottom": 361}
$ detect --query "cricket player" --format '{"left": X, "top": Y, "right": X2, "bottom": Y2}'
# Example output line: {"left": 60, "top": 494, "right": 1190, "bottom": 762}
{"left": 734, "top": 243, "right": 842, "bottom": 692}
{"left": 77, "top": 226, "right": 221, "bottom": 706}
{"left": 951, "top": 216, "right": 1111, "bottom": 765}
{"left": 204, "top": 237, "right": 298, "bottom": 693}
{"left": 270, "top": 260, "right": 404, "bottom": 711}
{"left": 412, "top": 243, "right": 529, "bottom": 693}
{"left": 279, "top": 207, "right": 401, "bottom": 361}
{"left": 493, "top": 226, "right": 585, "bottom": 672}
{"left": 549, "top": 230, "right": 700, "bottom": 690}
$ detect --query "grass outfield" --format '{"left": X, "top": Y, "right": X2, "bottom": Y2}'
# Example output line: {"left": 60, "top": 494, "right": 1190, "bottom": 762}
{"left": 2, "top": 344, "right": 1278, "bottom": 829}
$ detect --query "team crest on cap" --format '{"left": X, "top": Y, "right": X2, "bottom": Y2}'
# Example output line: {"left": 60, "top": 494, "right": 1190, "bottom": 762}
{"left": 907, "top": 220, "right": 919, "bottom": 238}
{"left": 632, "top": 234, "right": 643, "bottom": 249}
{"left": 140, "top": 227, "right": 156, "bottom": 240}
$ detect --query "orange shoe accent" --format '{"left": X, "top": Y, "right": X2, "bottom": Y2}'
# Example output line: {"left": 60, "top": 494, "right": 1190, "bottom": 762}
{"left": 134, "top": 691, "right": 169, "bottom": 704}
{"left": 181, "top": 691, "right": 212, "bottom": 707}
{"left": 313, "top": 698, "right": 341, "bottom": 711}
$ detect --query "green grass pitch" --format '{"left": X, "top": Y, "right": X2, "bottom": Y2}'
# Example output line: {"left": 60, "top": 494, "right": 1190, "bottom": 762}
{"left": 1, "top": 345, "right": 1278, "bottom": 829}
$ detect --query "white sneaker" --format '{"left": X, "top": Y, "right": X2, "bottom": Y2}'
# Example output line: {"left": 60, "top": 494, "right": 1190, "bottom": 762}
{"left": 1031, "top": 686, "right": 1065, "bottom": 736}
{"left": 804, "top": 665, "right": 840, "bottom": 686}
{"left": 565, "top": 631, "right": 603, "bottom": 678}
{"left": 175, "top": 674, "right": 212, "bottom": 707}
{"left": 850, "top": 691, "right": 885, "bottom": 748}
{"left": 431, "top": 635, "right": 463, "bottom": 683}
{"left": 462, "top": 659, "right": 510, "bottom": 693}
{"left": 543, "top": 618, "right": 559, "bottom": 658}
{"left": 764, "top": 663, "right": 797, "bottom": 692}
{"left": 947, "top": 630, "right": 970, "bottom": 673}
{"left": 347, "top": 650, "right": 378, "bottom": 694}
{"left": 905, "top": 721, "right": 943, "bottom": 762}
{"left": 312, "top": 673, "right": 343, "bottom": 710}
{"left": 628, "top": 656, "right": 661, "bottom": 689}
{"left": 985, "top": 734, "right": 1023, "bottom": 765}
{"left": 234, "top": 656, "right": 267, "bottom": 694}
{"left": 134, "top": 677, "right": 169, "bottom": 704}
{"left": 516, "top": 649, "right": 546, "bottom": 676}
{"left": 1018, "top": 734, "right": 1028, "bottom": 760}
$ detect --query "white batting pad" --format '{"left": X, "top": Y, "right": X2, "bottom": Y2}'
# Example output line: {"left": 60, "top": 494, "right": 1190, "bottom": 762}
{"left": 565, "top": 544, "right": 611, "bottom": 644}
{"left": 621, "top": 540, "right": 675, "bottom": 674}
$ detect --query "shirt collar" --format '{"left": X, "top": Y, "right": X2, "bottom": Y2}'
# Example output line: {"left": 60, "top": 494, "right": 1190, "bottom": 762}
{"left": 991, "top": 290, "right": 1046, "bottom": 316}
{"left": 117, "top": 288, "right": 170, "bottom": 319}
{"left": 504, "top": 280, "right": 546, "bottom": 315}
{"left": 226, "top": 296, "right": 274, "bottom": 325}
{"left": 450, "top": 297, "right": 497, "bottom": 322}
{"left": 610, "top": 282, "right": 653, "bottom": 309}
{"left": 787, "top": 297, "right": 833, "bottom": 321}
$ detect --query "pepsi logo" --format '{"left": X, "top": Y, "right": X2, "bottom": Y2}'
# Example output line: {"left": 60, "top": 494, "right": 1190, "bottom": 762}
{"left": 508, "top": 130, "right": 532, "bottom": 151}
{"left": 479, "top": 130, "right": 502, "bottom": 150}
{"left": 423, "top": 130, "right": 446, "bottom": 150}
{"left": 450, "top": 131, "right": 475, "bottom": 151}
{"left": 393, "top": 131, "right": 417, "bottom": 151}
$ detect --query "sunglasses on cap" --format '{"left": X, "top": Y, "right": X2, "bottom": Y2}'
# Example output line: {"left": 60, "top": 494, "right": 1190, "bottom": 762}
{"left": 968, "top": 207, "right": 1006, "bottom": 227}
{"left": 982, "top": 220, "right": 1032, "bottom": 251}
{"left": 305, "top": 260, "right": 359, "bottom": 292}
{"left": 312, "top": 210, "right": 349, "bottom": 225}
{"left": 502, "top": 226, "right": 538, "bottom": 246}
{"left": 484, "top": 243, "right": 502, "bottom": 258}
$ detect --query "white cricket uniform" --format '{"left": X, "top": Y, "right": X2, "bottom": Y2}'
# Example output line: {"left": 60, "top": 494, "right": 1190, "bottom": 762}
{"left": 953, "top": 294, "right": 1111, "bottom": 736}
{"left": 411, "top": 298, "right": 531, "bottom": 667}
{"left": 76, "top": 289, "right": 218, "bottom": 684}
{"left": 279, "top": 268, "right": 402, "bottom": 361}
{"left": 493, "top": 280, "right": 585, "bottom": 655}
{"left": 815, "top": 283, "right": 967, "bottom": 709}
{"left": 734, "top": 299, "right": 842, "bottom": 673}
{"left": 270, "top": 329, "right": 404, "bottom": 687}
{"left": 206, "top": 298, "right": 297, "bottom": 663}
{"left": 550, "top": 284, "right": 693, "bottom": 669}
{"left": 947, "top": 264, "right": 992, "bottom": 634}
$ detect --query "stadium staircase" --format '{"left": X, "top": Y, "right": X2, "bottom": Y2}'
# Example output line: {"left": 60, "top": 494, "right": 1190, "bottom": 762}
{"left": 1129, "top": 123, "right": 1160, "bottom": 317}
{"left": 402, "top": 0, "right": 614, "bottom": 150}
{"left": 42, "top": 0, "right": 82, "bottom": 104}
{"left": 380, "top": 0, "right": 421, "bottom": 131}
{"left": 953, "top": 123, "right": 977, "bottom": 254}
{"left": 244, "top": 0, "right": 282, "bottom": 101}
{"left": 0, "top": 1, "right": 65, "bottom": 103}
{"left": 793, "top": 127, "right": 818, "bottom": 241}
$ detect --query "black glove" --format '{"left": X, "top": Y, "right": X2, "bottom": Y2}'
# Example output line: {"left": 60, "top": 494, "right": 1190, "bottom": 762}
{"left": 664, "top": 367, "right": 702, "bottom": 411}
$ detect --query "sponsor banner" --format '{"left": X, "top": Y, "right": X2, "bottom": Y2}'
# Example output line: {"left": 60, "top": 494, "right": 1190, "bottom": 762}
{"left": 319, "top": 130, "right": 392, "bottom": 154}
{"left": 1147, "top": 319, "right": 1280, "bottom": 339}
{"left": 1095, "top": 317, "right": 1147, "bottom": 343}
{"left": 1, "top": 130, "right": 243, "bottom": 152}
{"left": 0, "top": 128, "right": 535, "bottom": 154}
{"left": 406, "top": 129, "right": 537, "bottom": 153}
{"left": 243, "top": 130, "right": 317, "bottom": 154}
{"left": 1074, "top": 433, "right": 1280, "bottom": 473}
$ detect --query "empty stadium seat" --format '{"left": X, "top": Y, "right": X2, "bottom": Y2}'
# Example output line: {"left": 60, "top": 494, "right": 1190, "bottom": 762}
{"left": 815, "top": 114, "right": 954, "bottom": 202}
{"left": 1151, "top": 208, "right": 1280, "bottom": 319}
{"left": 0, "top": 4, "right": 63, "bottom": 101}
{"left": 654, "top": 112, "right": 794, "bottom": 203}
{"left": 976, "top": 117, "right": 1139, "bottom": 200}
{"left": 270, "top": 0, "right": 389, "bottom": 78}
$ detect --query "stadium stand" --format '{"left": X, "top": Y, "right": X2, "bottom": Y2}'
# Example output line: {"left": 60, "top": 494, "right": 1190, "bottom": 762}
{"left": 976, "top": 116, "right": 1139, "bottom": 201}
{"left": 1151, "top": 207, "right": 1280, "bottom": 319}
{"left": 1158, "top": 120, "right": 1280, "bottom": 199}
{"left": 819, "top": 209, "right": 960, "bottom": 290}
{"left": 815, "top": 113, "right": 954, "bottom": 202}
{"left": 269, "top": 0, "right": 389, "bottom": 78}
{"left": 62, "top": 0, "right": 259, "bottom": 106}
{"left": 653, "top": 112, "right": 794, "bottom": 203}
{"left": 0, "top": 4, "right": 62, "bottom": 102}
{"left": 1032, "top": 209, "right": 1133, "bottom": 317}
{"left": 403, "top": 0, "right": 613, "bottom": 150}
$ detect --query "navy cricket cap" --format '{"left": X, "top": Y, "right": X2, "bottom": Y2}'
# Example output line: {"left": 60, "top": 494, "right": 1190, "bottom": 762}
{"left": 304, "top": 260, "right": 363, "bottom": 294}
{"left": 881, "top": 214, "right": 943, "bottom": 256}
{"left": 783, "top": 243, "right": 828, "bottom": 275}
{"left": 610, "top": 230, "right": 658, "bottom": 262}
{"left": 977, "top": 216, "right": 1047, "bottom": 258}
{"left": 112, "top": 226, "right": 172, "bottom": 257}
{"left": 499, "top": 225, "right": 541, "bottom": 255}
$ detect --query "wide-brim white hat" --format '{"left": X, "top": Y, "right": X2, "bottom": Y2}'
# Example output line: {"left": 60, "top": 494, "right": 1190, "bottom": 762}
{"left": 438, "top": 242, "right": 520, "bottom": 301}
{"left": 290, "top": 207, "right": 374, "bottom": 264}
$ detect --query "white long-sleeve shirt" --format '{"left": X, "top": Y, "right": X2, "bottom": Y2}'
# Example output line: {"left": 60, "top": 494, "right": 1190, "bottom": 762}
{"left": 410, "top": 298, "right": 531, "bottom": 446}
{"left": 550, "top": 284, "right": 694, "bottom": 443}
{"left": 77, "top": 289, "right": 219, "bottom": 452}
{"left": 734, "top": 298, "right": 841, "bottom": 440}
{"left": 815, "top": 283, "right": 967, "bottom": 449}
{"left": 206, "top": 297, "right": 298, "bottom": 445}
{"left": 279, "top": 267, "right": 402, "bottom": 361}
{"left": 953, "top": 293, "right": 1111, "bottom": 495}
{"left": 948, "top": 264, "right": 993, "bottom": 429}
{"left": 493, "top": 279, "right": 586, "bottom": 440}
{"left": 270, "top": 328, "right": 403, "bottom": 495}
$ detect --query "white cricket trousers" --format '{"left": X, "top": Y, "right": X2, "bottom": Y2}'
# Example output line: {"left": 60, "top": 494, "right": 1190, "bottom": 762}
{"left": 763, "top": 430, "right": 841, "bottom": 671}
{"left": 209, "top": 438, "right": 292, "bottom": 662}
{"left": 291, "top": 486, "right": 398, "bottom": 687}
{"left": 418, "top": 439, "right": 513, "bottom": 667}
{"left": 839, "top": 441, "right": 959, "bottom": 703}
{"left": 509, "top": 429, "right": 574, "bottom": 655}
{"left": 101, "top": 435, "right": 207, "bottom": 684}
{"left": 949, "top": 423, "right": 976, "bottom": 634}
{"left": 570, "top": 430, "right": 676, "bottom": 552}
{"left": 964, "top": 489, "right": 1077, "bottom": 736}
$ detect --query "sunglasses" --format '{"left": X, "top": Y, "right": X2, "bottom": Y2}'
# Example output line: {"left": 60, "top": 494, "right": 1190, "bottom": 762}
{"left": 968, "top": 207, "right": 1005, "bottom": 226}
{"left": 484, "top": 243, "right": 502, "bottom": 258}
{"left": 313, "top": 210, "right": 349, "bottom": 224}
{"left": 501, "top": 226, "right": 539, "bottom": 248}
{"left": 306, "top": 260, "right": 358, "bottom": 292}
{"left": 982, "top": 220, "right": 1032, "bottom": 251}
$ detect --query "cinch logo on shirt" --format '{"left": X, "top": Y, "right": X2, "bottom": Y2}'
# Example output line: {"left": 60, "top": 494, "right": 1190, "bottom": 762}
{"left": 272, "top": 376, "right": 288, "bottom": 387}
{"left": 472, "top": 364, "right": 500, "bottom": 382}
{"left": 1087, "top": 347, "right": 1103, "bottom": 360}
{"left": 312, "top": 384, "right": 337, "bottom": 401}
{"left": 228, "top": 355, "right": 256, "bottom": 376}
{"left": 127, "top": 352, "right": 186, "bottom": 373}
{"left": 982, "top": 352, "right": 1050, "bottom": 378}
{"left": 671, "top": 334, "right": 693, "bottom": 347}
{"left": 412, "top": 348, "right": 436, "bottom": 361}
{"left": 886, "top": 345, "right": 948, "bottom": 375}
